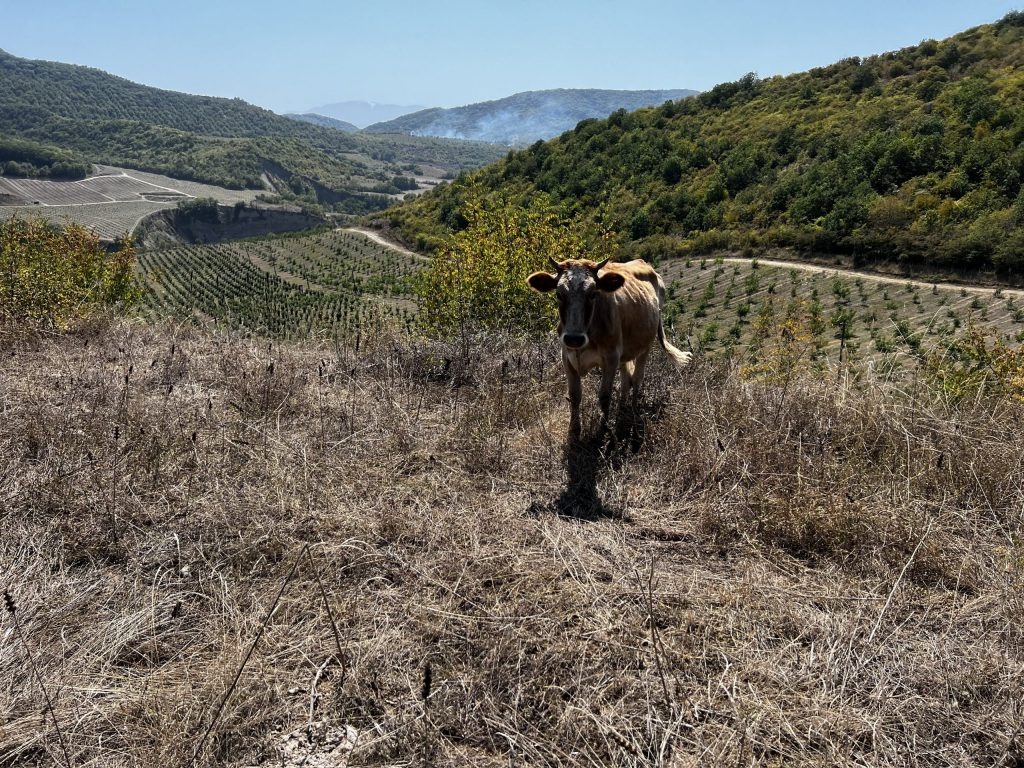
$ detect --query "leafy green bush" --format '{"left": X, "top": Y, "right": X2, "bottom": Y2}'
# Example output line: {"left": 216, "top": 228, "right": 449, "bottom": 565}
{"left": 926, "top": 328, "right": 1024, "bottom": 402}
{"left": 416, "top": 193, "right": 604, "bottom": 336}
{"left": 0, "top": 218, "right": 138, "bottom": 326}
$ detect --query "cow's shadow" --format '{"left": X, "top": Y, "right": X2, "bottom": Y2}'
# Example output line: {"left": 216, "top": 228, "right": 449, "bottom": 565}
{"left": 542, "top": 402, "right": 662, "bottom": 521}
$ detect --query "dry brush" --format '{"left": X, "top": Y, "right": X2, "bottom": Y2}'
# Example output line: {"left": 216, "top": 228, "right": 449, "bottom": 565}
{"left": 1, "top": 318, "right": 1023, "bottom": 766}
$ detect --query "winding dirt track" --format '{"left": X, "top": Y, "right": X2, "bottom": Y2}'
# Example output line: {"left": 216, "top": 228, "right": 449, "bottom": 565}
{"left": 719, "top": 256, "right": 1024, "bottom": 300}
{"left": 342, "top": 227, "right": 428, "bottom": 262}
{"left": 345, "top": 227, "right": 1024, "bottom": 300}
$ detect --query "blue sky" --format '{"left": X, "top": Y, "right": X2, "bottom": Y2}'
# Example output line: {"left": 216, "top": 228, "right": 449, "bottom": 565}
{"left": 3, "top": 1, "right": 1017, "bottom": 112}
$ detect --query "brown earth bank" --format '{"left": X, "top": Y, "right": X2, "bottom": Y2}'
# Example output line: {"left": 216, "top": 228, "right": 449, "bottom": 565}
{"left": 136, "top": 204, "right": 328, "bottom": 250}
{"left": 1, "top": 318, "right": 1024, "bottom": 766}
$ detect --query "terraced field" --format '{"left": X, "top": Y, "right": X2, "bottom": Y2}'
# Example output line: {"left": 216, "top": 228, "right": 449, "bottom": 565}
{"left": 0, "top": 165, "right": 263, "bottom": 240}
{"left": 658, "top": 256, "right": 1024, "bottom": 364}
{"left": 136, "top": 229, "right": 420, "bottom": 338}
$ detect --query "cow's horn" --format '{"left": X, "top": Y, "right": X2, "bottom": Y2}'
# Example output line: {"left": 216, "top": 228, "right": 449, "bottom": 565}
{"left": 548, "top": 256, "right": 562, "bottom": 273}
{"left": 595, "top": 257, "right": 611, "bottom": 271}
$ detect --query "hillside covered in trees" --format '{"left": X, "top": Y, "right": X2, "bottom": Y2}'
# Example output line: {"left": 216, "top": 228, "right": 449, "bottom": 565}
{"left": 0, "top": 50, "right": 505, "bottom": 210}
{"left": 284, "top": 113, "right": 360, "bottom": 132}
{"left": 386, "top": 14, "right": 1024, "bottom": 276}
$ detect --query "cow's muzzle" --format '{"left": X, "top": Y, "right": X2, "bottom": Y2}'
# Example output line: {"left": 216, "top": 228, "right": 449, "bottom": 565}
{"left": 562, "top": 333, "right": 588, "bottom": 349}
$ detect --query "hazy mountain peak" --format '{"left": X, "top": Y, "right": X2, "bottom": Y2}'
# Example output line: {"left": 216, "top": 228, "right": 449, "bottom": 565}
{"left": 362, "top": 88, "right": 698, "bottom": 145}
{"left": 283, "top": 113, "right": 359, "bottom": 132}
{"left": 302, "top": 100, "right": 426, "bottom": 129}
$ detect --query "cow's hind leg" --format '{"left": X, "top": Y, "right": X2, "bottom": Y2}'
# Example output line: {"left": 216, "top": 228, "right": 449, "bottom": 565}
{"left": 618, "top": 360, "right": 635, "bottom": 404}
{"left": 630, "top": 348, "right": 652, "bottom": 408}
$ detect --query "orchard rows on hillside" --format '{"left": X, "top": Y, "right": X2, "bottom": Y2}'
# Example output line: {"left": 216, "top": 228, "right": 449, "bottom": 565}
{"left": 136, "top": 230, "right": 418, "bottom": 339}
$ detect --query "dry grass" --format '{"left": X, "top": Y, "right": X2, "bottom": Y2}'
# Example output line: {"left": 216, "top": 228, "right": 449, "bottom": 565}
{"left": 2, "top": 317, "right": 1024, "bottom": 767}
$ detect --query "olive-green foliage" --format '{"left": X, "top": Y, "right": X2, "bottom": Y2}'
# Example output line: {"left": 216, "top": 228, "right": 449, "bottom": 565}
{"left": 0, "top": 218, "right": 137, "bottom": 326}
{"left": 417, "top": 194, "right": 600, "bottom": 336}
{"left": 392, "top": 13, "right": 1024, "bottom": 273}
{"left": 0, "top": 136, "right": 90, "bottom": 179}
{"left": 925, "top": 327, "right": 1024, "bottom": 401}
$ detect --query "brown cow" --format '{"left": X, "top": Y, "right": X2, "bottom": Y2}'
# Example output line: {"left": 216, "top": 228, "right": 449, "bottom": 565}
{"left": 527, "top": 257, "right": 691, "bottom": 437}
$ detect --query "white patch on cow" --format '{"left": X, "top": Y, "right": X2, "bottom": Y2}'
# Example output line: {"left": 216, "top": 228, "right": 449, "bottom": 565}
{"left": 560, "top": 265, "right": 594, "bottom": 293}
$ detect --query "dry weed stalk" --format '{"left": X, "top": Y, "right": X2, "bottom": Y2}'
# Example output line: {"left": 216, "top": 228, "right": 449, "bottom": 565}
{"left": 3, "top": 591, "right": 72, "bottom": 768}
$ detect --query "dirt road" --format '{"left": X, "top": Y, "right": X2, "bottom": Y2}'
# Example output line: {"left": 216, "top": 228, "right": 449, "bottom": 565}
{"left": 719, "top": 256, "right": 1024, "bottom": 300}
{"left": 342, "top": 228, "right": 1024, "bottom": 301}
{"left": 343, "top": 227, "right": 428, "bottom": 262}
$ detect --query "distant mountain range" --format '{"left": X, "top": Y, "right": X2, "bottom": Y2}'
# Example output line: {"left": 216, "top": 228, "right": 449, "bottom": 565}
{"left": 362, "top": 89, "right": 699, "bottom": 145}
{"left": 302, "top": 101, "right": 425, "bottom": 129}
{"left": 283, "top": 113, "right": 359, "bottom": 132}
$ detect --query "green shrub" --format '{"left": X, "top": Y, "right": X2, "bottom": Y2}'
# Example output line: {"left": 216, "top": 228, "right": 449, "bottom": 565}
{"left": 0, "top": 218, "right": 138, "bottom": 327}
{"left": 926, "top": 328, "right": 1024, "bottom": 402}
{"left": 416, "top": 194, "right": 604, "bottom": 337}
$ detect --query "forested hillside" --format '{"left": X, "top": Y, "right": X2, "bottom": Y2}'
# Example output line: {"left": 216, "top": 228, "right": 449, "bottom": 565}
{"left": 284, "top": 113, "right": 360, "bottom": 132}
{"left": 0, "top": 50, "right": 505, "bottom": 208}
{"left": 0, "top": 136, "right": 90, "bottom": 179}
{"left": 387, "top": 13, "right": 1024, "bottom": 275}
{"left": 0, "top": 49, "right": 343, "bottom": 140}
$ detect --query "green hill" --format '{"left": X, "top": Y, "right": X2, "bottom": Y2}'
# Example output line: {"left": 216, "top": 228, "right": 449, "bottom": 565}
{"left": 0, "top": 49, "right": 342, "bottom": 140}
{"left": 386, "top": 13, "right": 1024, "bottom": 276}
{"left": 284, "top": 113, "right": 360, "bottom": 132}
{"left": 0, "top": 135, "right": 90, "bottom": 179}
{"left": 0, "top": 50, "right": 505, "bottom": 210}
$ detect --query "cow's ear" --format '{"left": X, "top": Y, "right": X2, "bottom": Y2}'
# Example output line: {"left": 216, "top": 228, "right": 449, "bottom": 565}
{"left": 527, "top": 271, "right": 558, "bottom": 293}
{"left": 596, "top": 272, "right": 625, "bottom": 292}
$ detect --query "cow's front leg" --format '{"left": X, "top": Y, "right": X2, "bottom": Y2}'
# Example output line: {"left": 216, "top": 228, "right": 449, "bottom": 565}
{"left": 618, "top": 360, "right": 634, "bottom": 405}
{"left": 598, "top": 355, "right": 619, "bottom": 422}
{"left": 564, "top": 357, "right": 583, "bottom": 438}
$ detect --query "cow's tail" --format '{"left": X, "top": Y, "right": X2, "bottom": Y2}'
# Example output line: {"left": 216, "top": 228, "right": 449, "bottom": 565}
{"left": 658, "top": 321, "right": 692, "bottom": 368}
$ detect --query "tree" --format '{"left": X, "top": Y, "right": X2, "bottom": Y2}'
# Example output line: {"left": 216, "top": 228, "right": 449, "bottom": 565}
{"left": 417, "top": 192, "right": 605, "bottom": 338}
{"left": 1, "top": 218, "right": 138, "bottom": 327}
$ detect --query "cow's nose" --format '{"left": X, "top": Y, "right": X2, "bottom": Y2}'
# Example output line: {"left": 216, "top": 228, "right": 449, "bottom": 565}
{"left": 563, "top": 334, "right": 587, "bottom": 349}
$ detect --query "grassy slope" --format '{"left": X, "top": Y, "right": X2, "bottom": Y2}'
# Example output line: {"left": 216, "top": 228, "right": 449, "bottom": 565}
{"left": 385, "top": 14, "right": 1024, "bottom": 273}
{"left": 2, "top": 318, "right": 1024, "bottom": 766}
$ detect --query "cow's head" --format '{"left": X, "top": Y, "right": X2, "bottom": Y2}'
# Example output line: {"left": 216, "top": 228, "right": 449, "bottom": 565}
{"left": 527, "top": 257, "right": 625, "bottom": 349}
